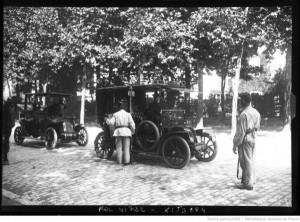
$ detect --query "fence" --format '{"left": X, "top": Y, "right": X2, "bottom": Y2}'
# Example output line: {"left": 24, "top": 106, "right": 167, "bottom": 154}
{"left": 204, "top": 92, "right": 284, "bottom": 118}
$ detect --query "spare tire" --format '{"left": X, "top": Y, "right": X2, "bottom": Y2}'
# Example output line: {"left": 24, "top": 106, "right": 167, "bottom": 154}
{"left": 135, "top": 120, "right": 160, "bottom": 151}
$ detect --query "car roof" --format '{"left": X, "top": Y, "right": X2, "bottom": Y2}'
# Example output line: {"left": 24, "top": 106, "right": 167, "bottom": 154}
{"left": 96, "top": 84, "right": 197, "bottom": 93}
{"left": 25, "top": 92, "right": 72, "bottom": 97}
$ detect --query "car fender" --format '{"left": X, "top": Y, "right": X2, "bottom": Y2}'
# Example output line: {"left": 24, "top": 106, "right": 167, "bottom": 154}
{"left": 18, "top": 120, "right": 26, "bottom": 135}
{"left": 74, "top": 124, "right": 85, "bottom": 132}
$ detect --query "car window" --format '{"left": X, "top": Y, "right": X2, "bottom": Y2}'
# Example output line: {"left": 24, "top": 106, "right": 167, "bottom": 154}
{"left": 145, "top": 91, "right": 155, "bottom": 109}
{"left": 47, "top": 97, "right": 58, "bottom": 106}
{"left": 26, "top": 96, "right": 34, "bottom": 111}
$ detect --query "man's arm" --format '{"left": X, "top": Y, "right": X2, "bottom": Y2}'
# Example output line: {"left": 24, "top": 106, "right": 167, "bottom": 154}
{"left": 105, "top": 114, "right": 116, "bottom": 126}
{"left": 128, "top": 114, "right": 136, "bottom": 134}
{"left": 233, "top": 114, "right": 247, "bottom": 153}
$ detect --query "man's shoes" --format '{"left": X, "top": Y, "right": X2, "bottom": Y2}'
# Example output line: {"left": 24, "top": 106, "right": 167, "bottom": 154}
{"left": 235, "top": 184, "right": 253, "bottom": 190}
{"left": 2, "top": 160, "right": 10, "bottom": 165}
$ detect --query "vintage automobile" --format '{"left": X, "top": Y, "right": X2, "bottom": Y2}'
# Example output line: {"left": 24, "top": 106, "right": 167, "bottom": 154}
{"left": 94, "top": 84, "right": 217, "bottom": 169}
{"left": 14, "top": 92, "right": 88, "bottom": 149}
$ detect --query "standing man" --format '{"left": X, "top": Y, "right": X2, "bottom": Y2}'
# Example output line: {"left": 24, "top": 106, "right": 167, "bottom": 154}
{"left": 233, "top": 93, "right": 261, "bottom": 190}
{"left": 2, "top": 97, "right": 17, "bottom": 165}
{"left": 106, "top": 98, "right": 135, "bottom": 165}
{"left": 159, "top": 90, "right": 167, "bottom": 109}
{"left": 148, "top": 92, "right": 161, "bottom": 125}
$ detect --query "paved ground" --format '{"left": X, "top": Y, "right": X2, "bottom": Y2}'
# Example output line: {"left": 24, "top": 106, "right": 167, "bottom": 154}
{"left": 1, "top": 124, "right": 292, "bottom": 208}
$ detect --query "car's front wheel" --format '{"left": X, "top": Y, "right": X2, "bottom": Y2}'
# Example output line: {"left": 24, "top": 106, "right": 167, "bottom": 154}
{"left": 76, "top": 127, "right": 88, "bottom": 146}
{"left": 162, "top": 135, "right": 190, "bottom": 169}
{"left": 45, "top": 127, "right": 58, "bottom": 149}
{"left": 94, "top": 132, "right": 114, "bottom": 159}
{"left": 14, "top": 126, "right": 24, "bottom": 145}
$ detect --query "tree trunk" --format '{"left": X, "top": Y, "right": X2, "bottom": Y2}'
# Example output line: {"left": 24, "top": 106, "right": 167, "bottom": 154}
{"left": 7, "top": 78, "right": 11, "bottom": 98}
{"left": 43, "top": 83, "right": 48, "bottom": 93}
{"left": 231, "top": 47, "right": 244, "bottom": 136}
{"left": 138, "top": 65, "right": 143, "bottom": 84}
{"left": 185, "top": 65, "right": 191, "bottom": 89}
{"left": 231, "top": 7, "right": 248, "bottom": 136}
{"left": 80, "top": 62, "right": 86, "bottom": 124}
{"left": 35, "top": 79, "right": 38, "bottom": 93}
{"left": 94, "top": 68, "right": 98, "bottom": 122}
{"left": 221, "top": 71, "right": 226, "bottom": 117}
{"left": 108, "top": 61, "right": 113, "bottom": 85}
{"left": 196, "top": 65, "right": 203, "bottom": 129}
{"left": 283, "top": 43, "right": 292, "bottom": 130}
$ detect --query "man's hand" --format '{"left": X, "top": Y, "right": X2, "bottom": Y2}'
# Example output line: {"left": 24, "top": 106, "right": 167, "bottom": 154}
{"left": 233, "top": 146, "right": 237, "bottom": 154}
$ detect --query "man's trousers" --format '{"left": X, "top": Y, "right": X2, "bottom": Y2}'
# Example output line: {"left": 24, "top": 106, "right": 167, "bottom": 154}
{"left": 115, "top": 136, "right": 130, "bottom": 164}
{"left": 238, "top": 141, "right": 256, "bottom": 188}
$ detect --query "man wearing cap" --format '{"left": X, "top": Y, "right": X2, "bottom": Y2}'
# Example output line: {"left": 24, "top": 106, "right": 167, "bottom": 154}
{"left": 106, "top": 98, "right": 135, "bottom": 165}
{"left": 233, "top": 93, "right": 261, "bottom": 190}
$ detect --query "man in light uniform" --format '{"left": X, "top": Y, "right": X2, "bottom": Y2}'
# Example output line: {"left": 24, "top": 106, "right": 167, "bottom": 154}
{"left": 106, "top": 98, "right": 135, "bottom": 165}
{"left": 233, "top": 93, "right": 261, "bottom": 190}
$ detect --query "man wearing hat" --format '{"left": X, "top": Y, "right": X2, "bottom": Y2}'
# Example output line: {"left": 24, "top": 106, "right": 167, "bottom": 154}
{"left": 233, "top": 92, "right": 261, "bottom": 190}
{"left": 105, "top": 98, "right": 135, "bottom": 165}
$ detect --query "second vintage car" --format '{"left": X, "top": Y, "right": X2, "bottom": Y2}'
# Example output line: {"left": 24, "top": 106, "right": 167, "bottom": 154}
{"left": 14, "top": 92, "right": 88, "bottom": 149}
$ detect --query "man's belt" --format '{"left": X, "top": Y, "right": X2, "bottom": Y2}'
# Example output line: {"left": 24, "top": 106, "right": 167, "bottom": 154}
{"left": 245, "top": 128, "right": 258, "bottom": 135}
{"left": 115, "top": 125, "right": 130, "bottom": 129}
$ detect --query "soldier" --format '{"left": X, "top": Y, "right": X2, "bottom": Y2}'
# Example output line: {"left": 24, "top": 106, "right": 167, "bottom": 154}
{"left": 106, "top": 98, "right": 135, "bottom": 165}
{"left": 233, "top": 93, "right": 261, "bottom": 190}
{"left": 2, "top": 97, "right": 17, "bottom": 165}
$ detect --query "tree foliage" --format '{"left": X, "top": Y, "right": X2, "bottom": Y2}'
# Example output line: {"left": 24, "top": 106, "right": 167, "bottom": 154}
{"left": 3, "top": 7, "right": 292, "bottom": 125}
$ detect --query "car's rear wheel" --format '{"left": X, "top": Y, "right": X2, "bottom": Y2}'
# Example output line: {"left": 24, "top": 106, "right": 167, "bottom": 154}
{"left": 162, "top": 135, "right": 190, "bottom": 169}
{"left": 135, "top": 120, "right": 160, "bottom": 152}
{"left": 76, "top": 127, "right": 88, "bottom": 146}
{"left": 45, "top": 127, "right": 58, "bottom": 149}
{"left": 14, "top": 126, "right": 24, "bottom": 145}
{"left": 94, "top": 132, "right": 114, "bottom": 159}
{"left": 195, "top": 132, "right": 217, "bottom": 162}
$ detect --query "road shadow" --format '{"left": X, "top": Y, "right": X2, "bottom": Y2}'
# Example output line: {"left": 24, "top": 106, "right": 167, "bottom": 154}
{"left": 19, "top": 140, "right": 77, "bottom": 149}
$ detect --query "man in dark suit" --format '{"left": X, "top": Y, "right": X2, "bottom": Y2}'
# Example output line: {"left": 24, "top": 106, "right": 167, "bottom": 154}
{"left": 2, "top": 97, "right": 17, "bottom": 165}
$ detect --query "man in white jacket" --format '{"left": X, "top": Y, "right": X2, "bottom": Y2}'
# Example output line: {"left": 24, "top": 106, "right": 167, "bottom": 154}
{"left": 233, "top": 93, "right": 261, "bottom": 190}
{"left": 106, "top": 98, "right": 135, "bottom": 165}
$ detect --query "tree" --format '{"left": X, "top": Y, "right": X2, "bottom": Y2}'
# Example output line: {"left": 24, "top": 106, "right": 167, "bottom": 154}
{"left": 189, "top": 7, "right": 292, "bottom": 134}
{"left": 3, "top": 7, "right": 64, "bottom": 94}
{"left": 4, "top": 7, "right": 291, "bottom": 127}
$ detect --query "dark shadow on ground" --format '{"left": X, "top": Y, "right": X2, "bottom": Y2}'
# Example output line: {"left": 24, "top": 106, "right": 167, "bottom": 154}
{"left": 18, "top": 140, "right": 77, "bottom": 149}
{"left": 1, "top": 195, "right": 24, "bottom": 206}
